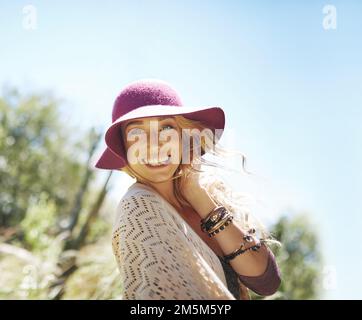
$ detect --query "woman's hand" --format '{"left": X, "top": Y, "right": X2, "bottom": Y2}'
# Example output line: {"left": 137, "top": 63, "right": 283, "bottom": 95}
{"left": 179, "top": 160, "right": 218, "bottom": 219}
{"left": 179, "top": 160, "right": 203, "bottom": 202}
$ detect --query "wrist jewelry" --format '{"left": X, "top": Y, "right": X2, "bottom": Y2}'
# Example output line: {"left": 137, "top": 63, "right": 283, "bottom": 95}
{"left": 222, "top": 230, "right": 266, "bottom": 264}
{"left": 200, "top": 205, "right": 234, "bottom": 237}
{"left": 200, "top": 206, "right": 228, "bottom": 233}
{"left": 223, "top": 242, "right": 263, "bottom": 264}
{"left": 207, "top": 215, "right": 234, "bottom": 238}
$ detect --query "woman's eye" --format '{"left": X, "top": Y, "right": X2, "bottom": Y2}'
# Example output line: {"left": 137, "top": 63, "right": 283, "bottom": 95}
{"left": 128, "top": 128, "right": 144, "bottom": 135}
{"left": 160, "top": 125, "right": 174, "bottom": 131}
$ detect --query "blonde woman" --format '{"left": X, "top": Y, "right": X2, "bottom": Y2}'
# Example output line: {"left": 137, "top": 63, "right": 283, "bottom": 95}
{"left": 95, "top": 79, "right": 281, "bottom": 300}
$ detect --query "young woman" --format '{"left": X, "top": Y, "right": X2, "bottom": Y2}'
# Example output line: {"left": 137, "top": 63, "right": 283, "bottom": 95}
{"left": 95, "top": 79, "right": 281, "bottom": 300}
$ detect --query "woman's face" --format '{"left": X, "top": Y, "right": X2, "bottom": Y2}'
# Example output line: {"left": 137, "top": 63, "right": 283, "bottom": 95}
{"left": 121, "top": 116, "right": 182, "bottom": 183}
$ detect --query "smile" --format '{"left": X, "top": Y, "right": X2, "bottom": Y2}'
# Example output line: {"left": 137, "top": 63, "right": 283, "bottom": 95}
{"left": 142, "top": 156, "right": 172, "bottom": 168}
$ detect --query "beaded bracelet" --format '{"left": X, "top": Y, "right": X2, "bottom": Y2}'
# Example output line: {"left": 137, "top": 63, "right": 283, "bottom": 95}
{"left": 222, "top": 230, "right": 265, "bottom": 264}
{"left": 200, "top": 206, "right": 234, "bottom": 237}
{"left": 223, "top": 241, "right": 263, "bottom": 264}
{"left": 200, "top": 206, "right": 228, "bottom": 233}
{"left": 207, "top": 215, "right": 234, "bottom": 238}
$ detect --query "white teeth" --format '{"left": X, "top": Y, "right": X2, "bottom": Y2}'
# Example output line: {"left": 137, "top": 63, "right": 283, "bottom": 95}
{"left": 145, "top": 157, "right": 170, "bottom": 166}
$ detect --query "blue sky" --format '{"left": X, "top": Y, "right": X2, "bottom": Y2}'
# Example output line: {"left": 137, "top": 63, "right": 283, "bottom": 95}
{"left": 1, "top": 0, "right": 361, "bottom": 299}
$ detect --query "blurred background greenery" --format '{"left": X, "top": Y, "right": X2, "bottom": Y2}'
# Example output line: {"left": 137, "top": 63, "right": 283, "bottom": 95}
{"left": 0, "top": 88, "right": 323, "bottom": 300}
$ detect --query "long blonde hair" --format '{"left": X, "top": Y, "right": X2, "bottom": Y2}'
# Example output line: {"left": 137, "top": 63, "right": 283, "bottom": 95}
{"left": 120, "top": 115, "right": 278, "bottom": 244}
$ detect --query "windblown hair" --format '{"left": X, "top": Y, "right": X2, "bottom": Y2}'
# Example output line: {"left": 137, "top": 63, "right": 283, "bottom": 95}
{"left": 120, "top": 115, "right": 279, "bottom": 245}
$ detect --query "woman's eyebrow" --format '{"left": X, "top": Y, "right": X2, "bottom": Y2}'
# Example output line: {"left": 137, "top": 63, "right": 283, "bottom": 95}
{"left": 126, "top": 117, "right": 174, "bottom": 128}
{"left": 126, "top": 120, "right": 143, "bottom": 127}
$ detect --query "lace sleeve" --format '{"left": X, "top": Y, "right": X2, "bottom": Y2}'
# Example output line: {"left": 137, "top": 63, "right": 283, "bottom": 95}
{"left": 112, "top": 190, "right": 235, "bottom": 300}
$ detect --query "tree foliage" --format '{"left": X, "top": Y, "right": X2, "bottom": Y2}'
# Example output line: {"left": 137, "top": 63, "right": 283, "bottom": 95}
{"left": 252, "top": 214, "right": 323, "bottom": 300}
{"left": 0, "top": 87, "right": 85, "bottom": 228}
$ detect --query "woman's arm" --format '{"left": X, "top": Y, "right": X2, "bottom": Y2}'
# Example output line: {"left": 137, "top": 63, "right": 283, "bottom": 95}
{"left": 185, "top": 187, "right": 281, "bottom": 296}
{"left": 112, "top": 190, "right": 236, "bottom": 300}
{"left": 236, "top": 247, "right": 281, "bottom": 296}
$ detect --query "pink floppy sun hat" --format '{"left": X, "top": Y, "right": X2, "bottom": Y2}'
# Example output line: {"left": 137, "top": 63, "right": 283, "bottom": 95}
{"left": 94, "top": 79, "right": 226, "bottom": 170}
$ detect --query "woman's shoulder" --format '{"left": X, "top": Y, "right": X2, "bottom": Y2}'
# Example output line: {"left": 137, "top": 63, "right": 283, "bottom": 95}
{"left": 118, "top": 182, "right": 160, "bottom": 206}
{"left": 113, "top": 182, "right": 166, "bottom": 230}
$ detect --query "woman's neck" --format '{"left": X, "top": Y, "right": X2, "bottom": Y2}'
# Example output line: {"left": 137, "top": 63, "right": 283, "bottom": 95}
{"left": 138, "top": 179, "right": 183, "bottom": 212}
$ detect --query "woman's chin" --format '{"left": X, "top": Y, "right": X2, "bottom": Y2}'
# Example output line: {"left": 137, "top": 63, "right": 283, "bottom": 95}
{"left": 130, "top": 163, "right": 179, "bottom": 183}
{"left": 144, "top": 167, "right": 177, "bottom": 182}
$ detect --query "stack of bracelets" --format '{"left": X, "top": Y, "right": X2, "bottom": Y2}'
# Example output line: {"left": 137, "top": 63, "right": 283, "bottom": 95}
{"left": 200, "top": 205, "right": 266, "bottom": 264}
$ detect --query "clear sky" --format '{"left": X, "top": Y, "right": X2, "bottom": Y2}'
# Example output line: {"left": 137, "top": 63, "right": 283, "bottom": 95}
{"left": 1, "top": 0, "right": 361, "bottom": 299}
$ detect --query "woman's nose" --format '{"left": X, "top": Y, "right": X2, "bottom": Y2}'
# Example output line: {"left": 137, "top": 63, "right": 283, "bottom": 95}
{"left": 149, "top": 128, "right": 159, "bottom": 143}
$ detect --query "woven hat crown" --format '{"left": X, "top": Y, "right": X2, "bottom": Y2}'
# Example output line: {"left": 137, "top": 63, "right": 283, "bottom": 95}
{"left": 112, "top": 80, "right": 183, "bottom": 123}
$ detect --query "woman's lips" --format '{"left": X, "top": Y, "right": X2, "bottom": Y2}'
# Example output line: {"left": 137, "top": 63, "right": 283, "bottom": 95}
{"left": 145, "top": 163, "right": 170, "bottom": 169}
{"left": 144, "top": 157, "right": 172, "bottom": 168}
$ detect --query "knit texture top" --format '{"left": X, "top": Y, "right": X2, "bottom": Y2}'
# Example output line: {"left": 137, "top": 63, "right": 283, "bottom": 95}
{"left": 112, "top": 182, "right": 281, "bottom": 300}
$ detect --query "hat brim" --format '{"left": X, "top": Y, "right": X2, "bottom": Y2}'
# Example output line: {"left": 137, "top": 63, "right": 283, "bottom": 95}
{"left": 95, "top": 104, "right": 225, "bottom": 170}
{"left": 95, "top": 146, "right": 127, "bottom": 170}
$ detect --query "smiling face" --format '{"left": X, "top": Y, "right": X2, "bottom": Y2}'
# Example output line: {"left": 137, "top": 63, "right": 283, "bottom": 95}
{"left": 121, "top": 116, "right": 183, "bottom": 183}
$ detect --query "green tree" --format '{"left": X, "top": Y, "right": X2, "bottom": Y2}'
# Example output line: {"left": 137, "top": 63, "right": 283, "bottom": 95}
{"left": 0, "top": 87, "right": 86, "bottom": 229}
{"left": 253, "top": 213, "right": 323, "bottom": 300}
{"left": 0, "top": 86, "right": 117, "bottom": 299}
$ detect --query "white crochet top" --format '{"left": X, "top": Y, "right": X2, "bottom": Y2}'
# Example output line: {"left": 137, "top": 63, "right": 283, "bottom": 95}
{"left": 111, "top": 181, "right": 237, "bottom": 300}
